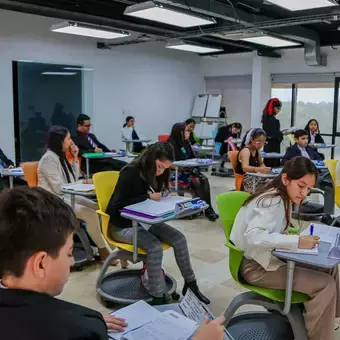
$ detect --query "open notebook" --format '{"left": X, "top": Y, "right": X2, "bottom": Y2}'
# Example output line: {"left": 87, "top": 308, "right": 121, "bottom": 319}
{"left": 61, "top": 183, "right": 95, "bottom": 192}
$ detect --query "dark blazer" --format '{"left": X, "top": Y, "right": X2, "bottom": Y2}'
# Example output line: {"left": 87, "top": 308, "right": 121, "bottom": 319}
{"left": 107, "top": 165, "right": 149, "bottom": 228}
{"left": 168, "top": 139, "right": 195, "bottom": 161}
{"left": 0, "top": 149, "right": 14, "bottom": 167}
{"left": 73, "top": 131, "right": 110, "bottom": 156}
{"left": 0, "top": 288, "right": 108, "bottom": 340}
{"left": 307, "top": 131, "right": 325, "bottom": 145}
{"left": 283, "top": 144, "right": 322, "bottom": 164}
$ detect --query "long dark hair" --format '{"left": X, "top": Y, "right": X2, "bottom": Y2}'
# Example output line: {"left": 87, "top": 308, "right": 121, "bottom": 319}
{"left": 128, "top": 142, "right": 175, "bottom": 191}
{"left": 185, "top": 118, "right": 196, "bottom": 125}
{"left": 47, "top": 126, "right": 75, "bottom": 183}
{"left": 240, "top": 128, "right": 267, "bottom": 148}
{"left": 244, "top": 157, "right": 318, "bottom": 229}
{"left": 262, "top": 98, "right": 282, "bottom": 122}
{"left": 304, "top": 119, "right": 320, "bottom": 134}
{"left": 228, "top": 122, "right": 242, "bottom": 138}
{"left": 168, "top": 123, "right": 187, "bottom": 148}
{"left": 123, "top": 116, "right": 134, "bottom": 128}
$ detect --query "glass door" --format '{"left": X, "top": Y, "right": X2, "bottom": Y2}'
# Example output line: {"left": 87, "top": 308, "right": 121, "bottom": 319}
{"left": 332, "top": 77, "right": 340, "bottom": 159}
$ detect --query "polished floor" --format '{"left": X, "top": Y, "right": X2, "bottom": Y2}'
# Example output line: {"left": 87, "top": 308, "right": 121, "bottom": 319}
{"left": 59, "top": 173, "right": 340, "bottom": 338}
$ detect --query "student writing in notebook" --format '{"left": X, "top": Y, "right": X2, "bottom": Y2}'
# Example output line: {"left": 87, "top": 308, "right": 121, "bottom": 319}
{"left": 231, "top": 157, "right": 340, "bottom": 340}
{"left": 0, "top": 187, "right": 225, "bottom": 340}
{"left": 106, "top": 142, "right": 210, "bottom": 306}
{"left": 38, "top": 126, "right": 126, "bottom": 267}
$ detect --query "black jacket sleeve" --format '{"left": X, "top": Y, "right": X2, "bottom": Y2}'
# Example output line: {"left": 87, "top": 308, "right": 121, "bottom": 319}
{"left": 263, "top": 117, "right": 283, "bottom": 142}
{"left": 91, "top": 134, "right": 110, "bottom": 152}
{"left": 282, "top": 146, "right": 297, "bottom": 164}
{"left": 307, "top": 146, "right": 322, "bottom": 161}
{"left": 215, "top": 126, "right": 231, "bottom": 143}
{"left": 73, "top": 134, "right": 94, "bottom": 156}
{"left": 315, "top": 134, "right": 325, "bottom": 144}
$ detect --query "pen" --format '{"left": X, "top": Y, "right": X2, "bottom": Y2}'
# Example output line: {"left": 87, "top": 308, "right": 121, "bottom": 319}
{"left": 310, "top": 224, "right": 314, "bottom": 236}
{"left": 149, "top": 186, "right": 155, "bottom": 193}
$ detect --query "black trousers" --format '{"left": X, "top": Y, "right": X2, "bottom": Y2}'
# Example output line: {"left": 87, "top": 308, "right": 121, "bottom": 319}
{"left": 264, "top": 139, "right": 281, "bottom": 167}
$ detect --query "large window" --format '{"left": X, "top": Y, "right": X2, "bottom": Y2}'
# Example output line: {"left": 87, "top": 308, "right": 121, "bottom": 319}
{"left": 13, "top": 61, "right": 93, "bottom": 163}
{"left": 271, "top": 84, "right": 292, "bottom": 130}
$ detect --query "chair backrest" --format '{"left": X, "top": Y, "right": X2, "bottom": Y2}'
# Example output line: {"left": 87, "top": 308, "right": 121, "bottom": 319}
{"left": 216, "top": 191, "right": 250, "bottom": 284}
{"left": 65, "top": 151, "right": 73, "bottom": 164}
{"left": 324, "top": 159, "right": 337, "bottom": 185}
{"left": 288, "top": 134, "right": 295, "bottom": 145}
{"left": 228, "top": 150, "right": 243, "bottom": 191}
{"left": 21, "top": 162, "right": 39, "bottom": 187}
{"left": 158, "top": 134, "right": 169, "bottom": 142}
{"left": 93, "top": 171, "right": 120, "bottom": 212}
{"left": 215, "top": 142, "right": 222, "bottom": 155}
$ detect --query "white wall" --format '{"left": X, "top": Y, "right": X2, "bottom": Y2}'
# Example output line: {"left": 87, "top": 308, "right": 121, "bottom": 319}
{"left": 0, "top": 9, "right": 205, "bottom": 160}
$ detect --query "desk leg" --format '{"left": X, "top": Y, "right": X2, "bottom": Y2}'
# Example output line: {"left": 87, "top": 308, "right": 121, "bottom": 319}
{"left": 132, "top": 220, "right": 138, "bottom": 263}
{"left": 282, "top": 260, "right": 295, "bottom": 315}
{"left": 70, "top": 195, "right": 76, "bottom": 211}
{"left": 125, "top": 142, "right": 128, "bottom": 154}
{"left": 252, "top": 176, "right": 256, "bottom": 194}
{"left": 9, "top": 177, "right": 13, "bottom": 189}
{"left": 175, "top": 167, "right": 179, "bottom": 192}
{"left": 86, "top": 158, "right": 90, "bottom": 179}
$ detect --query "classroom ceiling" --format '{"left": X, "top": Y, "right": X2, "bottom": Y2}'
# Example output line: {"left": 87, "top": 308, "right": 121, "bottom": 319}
{"left": 1, "top": 0, "right": 340, "bottom": 57}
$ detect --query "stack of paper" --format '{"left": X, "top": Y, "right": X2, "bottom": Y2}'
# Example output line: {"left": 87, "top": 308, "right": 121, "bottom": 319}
{"left": 300, "top": 224, "right": 340, "bottom": 245}
{"left": 62, "top": 183, "right": 95, "bottom": 192}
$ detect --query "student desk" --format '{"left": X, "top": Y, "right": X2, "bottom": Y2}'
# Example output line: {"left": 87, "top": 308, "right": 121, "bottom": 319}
{"left": 197, "top": 136, "right": 214, "bottom": 147}
{"left": 172, "top": 159, "right": 219, "bottom": 191}
{"left": 97, "top": 202, "right": 208, "bottom": 305}
{"left": 122, "top": 138, "right": 152, "bottom": 153}
{"left": 261, "top": 152, "right": 285, "bottom": 159}
{"left": 273, "top": 241, "right": 340, "bottom": 316}
{"left": 1, "top": 167, "right": 25, "bottom": 189}
{"left": 245, "top": 171, "right": 278, "bottom": 194}
{"left": 83, "top": 153, "right": 132, "bottom": 179}
{"left": 61, "top": 186, "right": 96, "bottom": 210}
{"left": 313, "top": 144, "right": 337, "bottom": 149}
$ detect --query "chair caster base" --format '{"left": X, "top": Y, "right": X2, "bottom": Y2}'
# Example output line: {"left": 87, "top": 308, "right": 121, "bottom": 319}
{"left": 171, "top": 292, "right": 181, "bottom": 301}
{"left": 103, "top": 299, "right": 116, "bottom": 309}
{"left": 71, "top": 265, "right": 83, "bottom": 272}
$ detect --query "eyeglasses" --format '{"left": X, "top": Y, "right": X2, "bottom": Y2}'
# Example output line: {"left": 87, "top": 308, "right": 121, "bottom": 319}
{"left": 83, "top": 124, "right": 92, "bottom": 128}
{"left": 254, "top": 140, "right": 268, "bottom": 145}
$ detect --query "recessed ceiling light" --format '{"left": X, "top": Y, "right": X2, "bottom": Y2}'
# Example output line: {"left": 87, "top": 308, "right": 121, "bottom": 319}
{"left": 166, "top": 41, "right": 223, "bottom": 54}
{"left": 124, "top": 1, "right": 216, "bottom": 28}
{"left": 265, "top": 0, "right": 338, "bottom": 11}
{"left": 51, "top": 22, "right": 130, "bottom": 39}
{"left": 42, "top": 72, "right": 77, "bottom": 76}
{"left": 241, "top": 35, "right": 300, "bottom": 47}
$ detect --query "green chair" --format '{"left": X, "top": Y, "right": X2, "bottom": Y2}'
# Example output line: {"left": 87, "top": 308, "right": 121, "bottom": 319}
{"left": 216, "top": 191, "right": 308, "bottom": 340}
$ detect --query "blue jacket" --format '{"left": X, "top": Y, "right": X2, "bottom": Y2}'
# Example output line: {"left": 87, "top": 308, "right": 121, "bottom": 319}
{"left": 283, "top": 144, "right": 322, "bottom": 164}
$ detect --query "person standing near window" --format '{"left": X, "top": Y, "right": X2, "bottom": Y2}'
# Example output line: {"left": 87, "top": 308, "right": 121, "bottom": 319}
{"left": 262, "top": 98, "right": 283, "bottom": 167}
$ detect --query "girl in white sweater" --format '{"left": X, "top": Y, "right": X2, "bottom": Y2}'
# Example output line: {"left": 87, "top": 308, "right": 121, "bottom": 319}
{"left": 231, "top": 156, "right": 340, "bottom": 340}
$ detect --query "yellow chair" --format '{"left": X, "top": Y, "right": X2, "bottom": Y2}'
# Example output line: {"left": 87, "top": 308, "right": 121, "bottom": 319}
{"left": 93, "top": 171, "right": 176, "bottom": 306}
{"left": 324, "top": 159, "right": 337, "bottom": 185}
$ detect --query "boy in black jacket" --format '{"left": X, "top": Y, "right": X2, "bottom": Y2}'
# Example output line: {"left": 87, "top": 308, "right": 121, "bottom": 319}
{"left": 0, "top": 187, "right": 225, "bottom": 340}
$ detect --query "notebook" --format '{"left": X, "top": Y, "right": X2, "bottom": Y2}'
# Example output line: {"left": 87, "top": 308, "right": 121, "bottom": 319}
{"left": 62, "top": 183, "right": 95, "bottom": 192}
{"left": 300, "top": 224, "right": 340, "bottom": 246}
{"left": 275, "top": 247, "right": 318, "bottom": 255}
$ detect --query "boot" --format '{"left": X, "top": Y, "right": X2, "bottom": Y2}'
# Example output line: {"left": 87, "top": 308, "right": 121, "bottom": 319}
{"left": 149, "top": 294, "right": 172, "bottom": 306}
{"left": 182, "top": 280, "right": 210, "bottom": 305}
{"left": 205, "top": 207, "right": 219, "bottom": 222}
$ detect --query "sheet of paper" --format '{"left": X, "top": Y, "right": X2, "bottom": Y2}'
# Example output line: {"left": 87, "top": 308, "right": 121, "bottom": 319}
{"left": 179, "top": 289, "right": 214, "bottom": 323}
{"left": 300, "top": 223, "right": 340, "bottom": 246}
{"left": 62, "top": 183, "right": 95, "bottom": 192}
{"left": 7, "top": 167, "right": 23, "bottom": 173}
{"left": 275, "top": 247, "right": 318, "bottom": 255}
{"left": 122, "top": 310, "right": 198, "bottom": 340}
{"left": 108, "top": 300, "right": 161, "bottom": 339}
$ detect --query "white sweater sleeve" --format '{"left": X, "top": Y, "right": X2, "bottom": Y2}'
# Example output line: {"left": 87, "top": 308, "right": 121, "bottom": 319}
{"left": 244, "top": 206, "right": 299, "bottom": 250}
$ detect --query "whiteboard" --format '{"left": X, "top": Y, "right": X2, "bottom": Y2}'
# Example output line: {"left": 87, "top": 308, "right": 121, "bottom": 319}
{"left": 195, "top": 122, "right": 218, "bottom": 146}
{"left": 191, "top": 94, "right": 208, "bottom": 118}
{"left": 206, "top": 94, "right": 222, "bottom": 118}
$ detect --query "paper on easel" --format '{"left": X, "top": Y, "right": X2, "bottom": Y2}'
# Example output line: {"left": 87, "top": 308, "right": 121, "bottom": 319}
{"left": 122, "top": 310, "right": 198, "bottom": 340}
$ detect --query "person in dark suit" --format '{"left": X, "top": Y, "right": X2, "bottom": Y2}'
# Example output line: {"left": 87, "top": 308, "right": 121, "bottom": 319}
{"left": 0, "top": 187, "right": 225, "bottom": 340}
{"left": 262, "top": 98, "right": 283, "bottom": 167}
{"left": 73, "top": 114, "right": 127, "bottom": 175}
{"left": 0, "top": 149, "right": 26, "bottom": 190}
{"left": 304, "top": 119, "right": 325, "bottom": 160}
{"left": 283, "top": 129, "right": 322, "bottom": 164}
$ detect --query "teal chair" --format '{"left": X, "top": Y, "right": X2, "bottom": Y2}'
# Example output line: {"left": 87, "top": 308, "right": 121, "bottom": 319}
{"left": 216, "top": 191, "right": 308, "bottom": 339}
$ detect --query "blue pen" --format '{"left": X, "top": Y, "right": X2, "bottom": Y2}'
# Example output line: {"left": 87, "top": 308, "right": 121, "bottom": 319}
{"left": 310, "top": 224, "right": 314, "bottom": 236}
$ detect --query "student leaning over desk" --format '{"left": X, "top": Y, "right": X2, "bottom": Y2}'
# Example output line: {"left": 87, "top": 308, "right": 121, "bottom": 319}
{"left": 38, "top": 126, "right": 126, "bottom": 267}
{"left": 231, "top": 156, "right": 340, "bottom": 340}
{"left": 0, "top": 187, "right": 225, "bottom": 340}
{"left": 106, "top": 142, "right": 210, "bottom": 306}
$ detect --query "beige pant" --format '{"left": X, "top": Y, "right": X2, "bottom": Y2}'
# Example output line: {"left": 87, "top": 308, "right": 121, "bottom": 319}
{"left": 241, "top": 258, "right": 340, "bottom": 340}
{"left": 65, "top": 196, "right": 109, "bottom": 249}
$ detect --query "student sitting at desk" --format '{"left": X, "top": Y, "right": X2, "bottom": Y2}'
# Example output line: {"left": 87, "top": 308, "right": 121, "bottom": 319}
{"left": 168, "top": 123, "right": 219, "bottom": 221}
{"left": 38, "top": 126, "right": 124, "bottom": 266}
{"left": 106, "top": 142, "right": 210, "bottom": 306}
{"left": 236, "top": 128, "right": 271, "bottom": 193}
{"left": 304, "top": 119, "right": 325, "bottom": 160}
{"left": 121, "top": 115, "right": 145, "bottom": 153}
{"left": 231, "top": 157, "right": 340, "bottom": 340}
{"left": 282, "top": 129, "right": 322, "bottom": 164}
{"left": 215, "top": 122, "right": 242, "bottom": 173}
{"left": 185, "top": 118, "right": 201, "bottom": 146}
{"left": 74, "top": 114, "right": 127, "bottom": 175}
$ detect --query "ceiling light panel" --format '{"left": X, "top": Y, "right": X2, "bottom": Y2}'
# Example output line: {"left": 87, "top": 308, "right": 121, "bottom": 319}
{"left": 266, "top": 0, "right": 338, "bottom": 11}
{"left": 51, "top": 22, "right": 130, "bottom": 39}
{"left": 124, "top": 2, "right": 216, "bottom": 28}
{"left": 241, "top": 35, "right": 300, "bottom": 47}
{"left": 42, "top": 72, "right": 77, "bottom": 76}
{"left": 166, "top": 42, "right": 223, "bottom": 54}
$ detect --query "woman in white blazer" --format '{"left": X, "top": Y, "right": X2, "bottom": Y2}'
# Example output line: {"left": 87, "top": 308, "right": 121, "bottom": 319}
{"left": 231, "top": 156, "right": 340, "bottom": 340}
{"left": 38, "top": 126, "right": 126, "bottom": 266}
{"left": 121, "top": 116, "right": 144, "bottom": 153}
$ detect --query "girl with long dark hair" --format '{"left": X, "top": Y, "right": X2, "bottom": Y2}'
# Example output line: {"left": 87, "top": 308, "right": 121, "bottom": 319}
{"left": 262, "top": 98, "right": 283, "bottom": 167}
{"left": 38, "top": 126, "right": 121, "bottom": 265}
{"left": 106, "top": 142, "right": 209, "bottom": 305}
{"left": 231, "top": 157, "right": 340, "bottom": 340}
{"left": 168, "top": 123, "right": 219, "bottom": 221}
{"left": 304, "top": 118, "right": 325, "bottom": 160}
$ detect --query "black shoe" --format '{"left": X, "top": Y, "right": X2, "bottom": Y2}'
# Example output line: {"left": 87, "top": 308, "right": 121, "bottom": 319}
{"left": 205, "top": 207, "right": 219, "bottom": 221}
{"left": 182, "top": 280, "right": 210, "bottom": 305}
{"left": 149, "top": 295, "right": 172, "bottom": 306}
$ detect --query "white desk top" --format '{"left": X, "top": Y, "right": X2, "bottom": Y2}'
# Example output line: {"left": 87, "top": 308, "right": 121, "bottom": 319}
{"left": 261, "top": 152, "right": 285, "bottom": 159}
{"left": 1, "top": 167, "right": 24, "bottom": 177}
{"left": 61, "top": 184, "right": 96, "bottom": 198}
{"left": 197, "top": 136, "right": 214, "bottom": 140}
{"left": 122, "top": 139, "right": 152, "bottom": 143}
{"left": 245, "top": 171, "right": 278, "bottom": 179}
{"left": 314, "top": 144, "right": 336, "bottom": 149}
{"left": 173, "top": 159, "right": 218, "bottom": 168}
